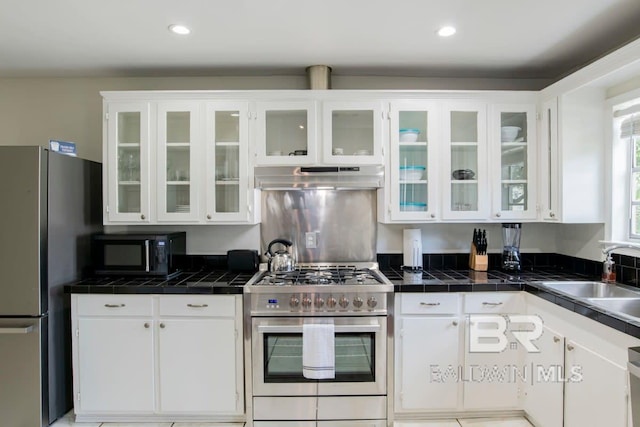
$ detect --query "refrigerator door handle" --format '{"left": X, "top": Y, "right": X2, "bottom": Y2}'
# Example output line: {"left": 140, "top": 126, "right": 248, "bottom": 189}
{"left": 0, "top": 325, "right": 35, "bottom": 334}
{"left": 144, "top": 240, "right": 150, "bottom": 272}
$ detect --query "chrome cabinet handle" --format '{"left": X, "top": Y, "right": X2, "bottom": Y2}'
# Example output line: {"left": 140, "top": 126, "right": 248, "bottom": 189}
{"left": 104, "top": 304, "right": 125, "bottom": 308}
{"left": 496, "top": 213, "right": 502, "bottom": 217}
{"left": 160, "top": 323, "right": 166, "bottom": 329}
{"left": 0, "top": 325, "right": 35, "bottom": 334}
{"left": 187, "top": 304, "right": 209, "bottom": 308}
{"left": 420, "top": 302, "right": 441, "bottom": 306}
{"left": 141, "top": 214, "right": 146, "bottom": 220}
{"left": 144, "top": 323, "right": 150, "bottom": 329}
{"left": 482, "top": 302, "right": 503, "bottom": 306}
{"left": 550, "top": 212, "right": 556, "bottom": 218}
{"left": 452, "top": 321, "right": 458, "bottom": 326}
{"left": 567, "top": 344, "right": 574, "bottom": 351}
{"left": 207, "top": 214, "right": 212, "bottom": 220}
{"left": 553, "top": 336, "right": 560, "bottom": 343}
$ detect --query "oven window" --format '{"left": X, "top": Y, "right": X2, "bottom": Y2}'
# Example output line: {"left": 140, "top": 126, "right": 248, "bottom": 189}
{"left": 263, "top": 332, "right": 375, "bottom": 382}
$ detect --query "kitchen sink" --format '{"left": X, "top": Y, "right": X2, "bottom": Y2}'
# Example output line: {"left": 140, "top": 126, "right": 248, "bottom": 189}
{"left": 537, "top": 281, "right": 640, "bottom": 299}
{"left": 586, "top": 298, "right": 640, "bottom": 321}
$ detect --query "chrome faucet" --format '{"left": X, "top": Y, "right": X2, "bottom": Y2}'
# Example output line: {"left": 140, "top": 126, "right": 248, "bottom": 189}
{"left": 602, "top": 243, "right": 640, "bottom": 257}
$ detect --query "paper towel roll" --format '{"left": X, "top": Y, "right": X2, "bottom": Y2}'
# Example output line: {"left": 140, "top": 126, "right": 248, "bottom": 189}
{"left": 403, "top": 229, "right": 423, "bottom": 269}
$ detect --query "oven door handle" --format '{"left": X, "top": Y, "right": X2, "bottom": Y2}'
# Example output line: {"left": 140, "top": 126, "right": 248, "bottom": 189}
{"left": 257, "top": 324, "right": 381, "bottom": 334}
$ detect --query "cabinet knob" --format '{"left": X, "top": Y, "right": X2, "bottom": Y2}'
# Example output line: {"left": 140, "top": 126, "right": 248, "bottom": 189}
{"left": 496, "top": 213, "right": 502, "bottom": 218}
{"left": 550, "top": 212, "right": 556, "bottom": 218}
{"left": 567, "top": 344, "right": 574, "bottom": 351}
{"left": 160, "top": 323, "right": 166, "bottom": 329}
{"left": 140, "top": 214, "right": 146, "bottom": 220}
{"left": 207, "top": 214, "right": 212, "bottom": 220}
{"left": 144, "top": 323, "right": 150, "bottom": 329}
{"left": 452, "top": 321, "right": 458, "bottom": 326}
{"left": 430, "top": 213, "right": 435, "bottom": 218}
{"left": 553, "top": 336, "right": 560, "bottom": 343}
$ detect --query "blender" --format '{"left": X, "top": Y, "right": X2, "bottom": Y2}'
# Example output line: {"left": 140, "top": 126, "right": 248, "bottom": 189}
{"left": 501, "top": 223, "right": 522, "bottom": 272}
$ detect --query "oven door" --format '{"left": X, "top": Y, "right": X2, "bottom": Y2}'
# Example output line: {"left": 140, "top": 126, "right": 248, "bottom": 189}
{"left": 252, "top": 316, "right": 386, "bottom": 396}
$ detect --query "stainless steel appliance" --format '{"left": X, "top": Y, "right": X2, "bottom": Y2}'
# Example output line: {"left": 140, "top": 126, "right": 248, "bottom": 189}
{"left": 0, "top": 146, "right": 102, "bottom": 426}
{"left": 502, "top": 222, "right": 522, "bottom": 272}
{"left": 91, "top": 231, "right": 186, "bottom": 278}
{"left": 629, "top": 346, "right": 640, "bottom": 426}
{"left": 245, "top": 187, "right": 392, "bottom": 427}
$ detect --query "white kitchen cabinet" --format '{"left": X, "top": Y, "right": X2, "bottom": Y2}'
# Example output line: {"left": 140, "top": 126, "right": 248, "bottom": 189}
{"left": 538, "top": 89, "right": 605, "bottom": 223}
{"left": 441, "top": 101, "right": 489, "bottom": 220}
{"left": 75, "top": 316, "right": 155, "bottom": 414}
{"left": 254, "top": 100, "right": 319, "bottom": 165}
{"left": 489, "top": 104, "right": 537, "bottom": 220}
{"left": 71, "top": 294, "right": 244, "bottom": 422}
{"left": 204, "top": 101, "right": 253, "bottom": 222}
{"left": 462, "top": 293, "right": 524, "bottom": 411}
{"left": 523, "top": 325, "right": 564, "bottom": 427}
{"left": 157, "top": 101, "right": 202, "bottom": 222}
{"left": 382, "top": 100, "right": 439, "bottom": 222}
{"left": 321, "top": 100, "right": 385, "bottom": 165}
{"left": 104, "top": 101, "right": 152, "bottom": 223}
{"left": 564, "top": 340, "right": 628, "bottom": 427}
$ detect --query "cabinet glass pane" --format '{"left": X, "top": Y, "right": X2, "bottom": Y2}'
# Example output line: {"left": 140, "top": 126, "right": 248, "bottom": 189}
{"left": 451, "top": 146, "right": 478, "bottom": 179}
{"left": 332, "top": 110, "right": 374, "bottom": 155}
{"left": 214, "top": 142, "right": 240, "bottom": 213}
{"left": 216, "top": 111, "right": 240, "bottom": 142}
{"left": 215, "top": 185, "right": 239, "bottom": 213}
{"left": 501, "top": 112, "right": 527, "bottom": 142}
{"left": 166, "top": 111, "right": 190, "bottom": 143}
{"left": 399, "top": 140, "right": 428, "bottom": 212}
{"left": 451, "top": 111, "right": 478, "bottom": 142}
{"left": 399, "top": 111, "right": 428, "bottom": 142}
{"left": 166, "top": 146, "right": 190, "bottom": 213}
{"left": 266, "top": 110, "right": 308, "bottom": 156}
{"left": 118, "top": 112, "right": 140, "bottom": 144}
{"left": 451, "top": 183, "right": 478, "bottom": 211}
{"left": 117, "top": 145, "right": 140, "bottom": 214}
{"left": 501, "top": 146, "right": 527, "bottom": 180}
{"left": 502, "top": 183, "right": 527, "bottom": 211}
{"left": 500, "top": 111, "right": 528, "bottom": 211}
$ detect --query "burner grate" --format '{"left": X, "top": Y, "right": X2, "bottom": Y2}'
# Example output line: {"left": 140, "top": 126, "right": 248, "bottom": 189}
{"left": 254, "top": 265, "right": 384, "bottom": 286}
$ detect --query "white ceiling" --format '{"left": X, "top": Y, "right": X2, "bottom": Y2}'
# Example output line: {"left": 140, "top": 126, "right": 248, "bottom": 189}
{"left": 2, "top": 0, "right": 640, "bottom": 84}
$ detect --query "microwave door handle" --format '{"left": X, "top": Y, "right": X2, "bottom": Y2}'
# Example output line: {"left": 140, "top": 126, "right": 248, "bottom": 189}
{"left": 144, "top": 240, "right": 150, "bottom": 272}
{"left": 257, "top": 324, "right": 381, "bottom": 334}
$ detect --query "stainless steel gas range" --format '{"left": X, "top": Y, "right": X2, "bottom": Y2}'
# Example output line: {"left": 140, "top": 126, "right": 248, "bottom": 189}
{"left": 244, "top": 262, "right": 393, "bottom": 427}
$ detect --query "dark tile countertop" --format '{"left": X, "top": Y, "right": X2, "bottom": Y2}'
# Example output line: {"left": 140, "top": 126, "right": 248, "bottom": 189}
{"left": 64, "top": 270, "right": 256, "bottom": 295}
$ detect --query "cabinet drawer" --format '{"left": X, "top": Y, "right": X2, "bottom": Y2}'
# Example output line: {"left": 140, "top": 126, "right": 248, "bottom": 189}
{"left": 75, "top": 294, "right": 153, "bottom": 317}
{"left": 158, "top": 295, "right": 236, "bottom": 317}
{"left": 399, "top": 293, "right": 460, "bottom": 315}
{"left": 254, "top": 396, "right": 316, "bottom": 420}
{"left": 464, "top": 292, "right": 524, "bottom": 313}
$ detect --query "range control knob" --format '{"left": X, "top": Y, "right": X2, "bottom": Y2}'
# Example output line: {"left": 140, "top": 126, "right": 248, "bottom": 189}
{"left": 314, "top": 296, "right": 325, "bottom": 308}
{"left": 289, "top": 296, "right": 300, "bottom": 308}
{"left": 353, "top": 297, "right": 364, "bottom": 308}
{"left": 367, "top": 296, "right": 378, "bottom": 308}
{"left": 302, "top": 296, "right": 312, "bottom": 309}
{"left": 326, "top": 297, "right": 337, "bottom": 308}
{"left": 338, "top": 296, "right": 349, "bottom": 308}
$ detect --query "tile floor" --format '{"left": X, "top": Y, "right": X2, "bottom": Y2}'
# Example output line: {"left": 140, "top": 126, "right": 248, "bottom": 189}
{"left": 52, "top": 412, "right": 534, "bottom": 427}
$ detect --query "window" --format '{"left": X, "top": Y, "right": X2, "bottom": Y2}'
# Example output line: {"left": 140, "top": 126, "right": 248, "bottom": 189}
{"left": 620, "top": 109, "right": 640, "bottom": 238}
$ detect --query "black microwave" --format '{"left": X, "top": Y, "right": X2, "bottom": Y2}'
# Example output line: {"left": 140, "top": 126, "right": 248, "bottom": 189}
{"left": 92, "top": 232, "right": 186, "bottom": 278}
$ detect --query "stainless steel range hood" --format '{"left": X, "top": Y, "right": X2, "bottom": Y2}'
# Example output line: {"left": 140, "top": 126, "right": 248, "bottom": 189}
{"left": 254, "top": 165, "right": 384, "bottom": 190}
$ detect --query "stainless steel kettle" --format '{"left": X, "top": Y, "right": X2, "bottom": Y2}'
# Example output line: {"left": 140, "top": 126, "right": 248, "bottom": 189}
{"left": 266, "top": 238, "right": 295, "bottom": 272}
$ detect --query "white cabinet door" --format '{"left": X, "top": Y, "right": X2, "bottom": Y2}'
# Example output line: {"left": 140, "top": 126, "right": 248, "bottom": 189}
{"left": 76, "top": 317, "right": 154, "bottom": 413}
{"left": 489, "top": 104, "right": 537, "bottom": 220}
{"left": 322, "top": 100, "right": 385, "bottom": 165}
{"left": 204, "top": 101, "right": 253, "bottom": 223}
{"left": 442, "top": 101, "right": 488, "bottom": 220}
{"left": 396, "top": 316, "right": 461, "bottom": 411}
{"left": 104, "top": 102, "right": 151, "bottom": 223}
{"left": 255, "top": 101, "right": 319, "bottom": 165}
{"left": 156, "top": 101, "right": 201, "bottom": 222}
{"left": 564, "top": 340, "right": 628, "bottom": 427}
{"left": 386, "top": 100, "right": 439, "bottom": 222}
{"left": 157, "top": 317, "right": 240, "bottom": 414}
{"left": 523, "top": 325, "right": 564, "bottom": 427}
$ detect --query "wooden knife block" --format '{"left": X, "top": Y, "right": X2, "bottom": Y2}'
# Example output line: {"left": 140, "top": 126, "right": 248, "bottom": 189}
{"left": 469, "top": 244, "right": 488, "bottom": 271}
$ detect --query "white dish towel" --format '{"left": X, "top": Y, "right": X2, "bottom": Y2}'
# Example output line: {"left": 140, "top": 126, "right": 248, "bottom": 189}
{"left": 302, "top": 321, "right": 335, "bottom": 379}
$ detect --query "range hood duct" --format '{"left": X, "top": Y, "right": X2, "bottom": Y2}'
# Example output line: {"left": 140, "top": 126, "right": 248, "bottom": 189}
{"left": 254, "top": 165, "right": 384, "bottom": 190}
{"left": 306, "top": 65, "right": 332, "bottom": 89}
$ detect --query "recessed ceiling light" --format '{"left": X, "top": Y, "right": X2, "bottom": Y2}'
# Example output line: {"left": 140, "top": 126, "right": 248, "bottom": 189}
{"left": 437, "top": 26, "right": 456, "bottom": 37}
{"left": 169, "top": 24, "right": 191, "bottom": 35}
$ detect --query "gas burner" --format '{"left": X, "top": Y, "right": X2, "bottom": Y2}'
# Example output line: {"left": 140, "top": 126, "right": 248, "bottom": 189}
{"left": 260, "top": 273, "right": 290, "bottom": 286}
{"left": 304, "top": 271, "right": 334, "bottom": 284}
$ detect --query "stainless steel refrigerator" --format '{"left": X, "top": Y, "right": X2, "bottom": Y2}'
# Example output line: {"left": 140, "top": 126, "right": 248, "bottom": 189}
{"left": 0, "top": 146, "right": 102, "bottom": 426}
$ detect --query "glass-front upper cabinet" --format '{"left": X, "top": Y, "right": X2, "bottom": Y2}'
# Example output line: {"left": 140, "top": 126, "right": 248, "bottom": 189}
{"left": 204, "top": 102, "right": 250, "bottom": 222}
{"left": 388, "top": 101, "right": 438, "bottom": 221}
{"left": 322, "top": 101, "right": 385, "bottom": 164}
{"left": 442, "top": 102, "right": 488, "bottom": 220}
{"left": 156, "top": 102, "right": 201, "bottom": 222}
{"left": 105, "top": 102, "right": 151, "bottom": 223}
{"left": 255, "top": 101, "right": 318, "bottom": 165}
{"left": 490, "top": 104, "right": 537, "bottom": 220}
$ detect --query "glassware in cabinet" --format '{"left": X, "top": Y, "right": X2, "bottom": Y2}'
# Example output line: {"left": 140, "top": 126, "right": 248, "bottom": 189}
{"left": 106, "top": 103, "right": 151, "bottom": 222}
